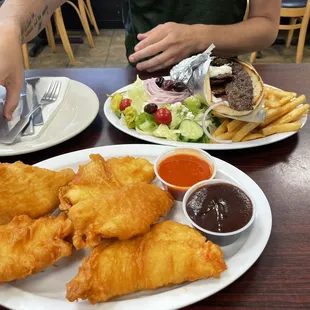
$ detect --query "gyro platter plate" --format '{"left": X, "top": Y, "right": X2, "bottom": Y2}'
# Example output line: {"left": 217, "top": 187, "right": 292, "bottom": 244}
{"left": 104, "top": 81, "right": 308, "bottom": 150}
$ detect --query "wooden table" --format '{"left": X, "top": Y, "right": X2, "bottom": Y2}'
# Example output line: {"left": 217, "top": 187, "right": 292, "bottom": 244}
{"left": 1, "top": 64, "right": 310, "bottom": 310}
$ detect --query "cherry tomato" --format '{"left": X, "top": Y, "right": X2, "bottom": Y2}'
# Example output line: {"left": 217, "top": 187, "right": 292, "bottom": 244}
{"left": 120, "top": 98, "right": 132, "bottom": 111}
{"left": 154, "top": 108, "right": 172, "bottom": 125}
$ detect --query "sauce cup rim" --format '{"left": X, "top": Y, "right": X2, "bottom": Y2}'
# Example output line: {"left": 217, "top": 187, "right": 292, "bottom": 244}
{"left": 182, "top": 179, "right": 256, "bottom": 237}
{"left": 154, "top": 147, "right": 217, "bottom": 190}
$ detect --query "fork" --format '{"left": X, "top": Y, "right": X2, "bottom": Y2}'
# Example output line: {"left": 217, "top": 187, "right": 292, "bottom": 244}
{"left": 0, "top": 80, "right": 61, "bottom": 145}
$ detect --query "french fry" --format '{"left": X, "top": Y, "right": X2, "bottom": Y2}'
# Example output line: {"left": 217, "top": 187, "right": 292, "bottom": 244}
{"left": 260, "top": 95, "right": 306, "bottom": 128}
{"left": 265, "top": 87, "right": 297, "bottom": 98}
{"left": 216, "top": 130, "right": 239, "bottom": 140}
{"left": 273, "top": 104, "right": 310, "bottom": 125}
{"left": 232, "top": 122, "right": 261, "bottom": 142}
{"left": 212, "top": 119, "right": 230, "bottom": 137}
{"left": 241, "top": 133, "right": 265, "bottom": 142}
{"left": 265, "top": 100, "right": 281, "bottom": 109}
{"left": 265, "top": 96, "right": 294, "bottom": 109}
{"left": 227, "top": 120, "right": 245, "bottom": 132}
{"left": 279, "top": 95, "right": 294, "bottom": 105}
{"left": 262, "top": 122, "right": 302, "bottom": 137}
{"left": 269, "top": 94, "right": 277, "bottom": 101}
{"left": 214, "top": 124, "right": 243, "bottom": 141}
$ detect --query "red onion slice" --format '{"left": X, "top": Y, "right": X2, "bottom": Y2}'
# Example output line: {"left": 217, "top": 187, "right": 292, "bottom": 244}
{"left": 144, "top": 78, "right": 190, "bottom": 105}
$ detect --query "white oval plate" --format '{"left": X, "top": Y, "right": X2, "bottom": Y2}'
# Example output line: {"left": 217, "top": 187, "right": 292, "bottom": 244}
{"left": 103, "top": 83, "right": 307, "bottom": 150}
{"left": 0, "top": 144, "right": 272, "bottom": 310}
{"left": 0, "top": 80, "right": 99, "bottom": 156}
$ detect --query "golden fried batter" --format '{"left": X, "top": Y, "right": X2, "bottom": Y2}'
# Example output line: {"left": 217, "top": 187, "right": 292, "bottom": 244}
{"left": 68, "top": 183, "right": 174, "bottom": 249}
{"left": 105, "top": 156, "right": 155, "bottom": 187}
{"left": 59, "top": 154, "right": 121, "bottom": 211}
{"left": 0, "top": 213, "right": 73, "bottom": 283}
{"left": 66, "top": 221, "right": 227, "bottom": 304}
{"left": 59, "top": 154, "right": 155, "bottom": 211}
{"left": 0, "top": 161, "right": 75, "bottom": 225}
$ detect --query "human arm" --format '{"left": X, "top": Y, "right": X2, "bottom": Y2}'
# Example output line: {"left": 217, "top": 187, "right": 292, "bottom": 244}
{"left": 0, "top": 0, "right": 66, "bottom": 43}
{"left": 129, "top": 0, "right": 281, "bottom": 72}
{"left": 0, "top": 0, "right": 66, "bottom": 120}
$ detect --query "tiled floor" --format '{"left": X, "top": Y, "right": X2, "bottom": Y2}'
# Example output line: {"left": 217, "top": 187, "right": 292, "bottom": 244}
{"left": 27, "top": 29, "right": 310, "bottom": 69}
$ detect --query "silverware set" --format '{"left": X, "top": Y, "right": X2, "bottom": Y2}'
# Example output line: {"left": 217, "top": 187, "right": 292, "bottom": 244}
{"left": 0, "top": 79, "right": 61, "bottom": 145}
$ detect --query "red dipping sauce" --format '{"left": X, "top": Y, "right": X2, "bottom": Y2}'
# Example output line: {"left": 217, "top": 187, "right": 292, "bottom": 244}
{"left": 156, "top": 152, "right": 215, "bottom": 200}
{"left": 158, "top": 154, "right": 213, "bottom": 187}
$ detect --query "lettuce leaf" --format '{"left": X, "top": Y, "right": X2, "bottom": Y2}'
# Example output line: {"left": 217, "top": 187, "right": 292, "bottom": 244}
{"left": 183, "top": 95, "right": 202, "bottom": 114}
{"left": 165, "top": 103, "right": 187, "bottom": 129}
{"left": 152, "top": 124, "right": 180, "bottom": 141}
{"left": 127, "top": 76, "right": 148, "bottom": 112}
{"left": 135, "top": 112, "right": 158, "bottom": 133}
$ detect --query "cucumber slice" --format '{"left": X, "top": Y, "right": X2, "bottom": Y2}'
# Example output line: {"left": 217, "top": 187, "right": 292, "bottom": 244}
{"left": 178, "top": 120, "right": 203, "bottom": 142}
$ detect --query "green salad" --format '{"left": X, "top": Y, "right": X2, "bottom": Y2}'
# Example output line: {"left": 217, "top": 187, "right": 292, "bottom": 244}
{"left": 109, "top": 76, "right": 221, "bottom": 143}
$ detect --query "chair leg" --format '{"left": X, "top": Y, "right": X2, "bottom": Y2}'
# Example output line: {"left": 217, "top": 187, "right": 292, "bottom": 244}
{"left": 286, "top": 18, "right": 297, "bottom": 48}
{"left": 54, "top": 8, "right": 76, "bottom": 65}
{"left": 249, "top": 51, "right": 257, "bottom": 63}
{"left": 296, "top": 4, "right": 310, "bottom": 64}
{"left": 77, "top": 0, "right": 95, "bottom": 47}
{"left": 85, "top": 0, "right": 100, "bottom": 35}
{"left": 45, "top": 20, "right": 57, "bottom": 53}
{"left": 66, "top": 0, "right": 95, "bottom": 48}
{"left": 22, "top": 44, "right": 30, "bottom": 70}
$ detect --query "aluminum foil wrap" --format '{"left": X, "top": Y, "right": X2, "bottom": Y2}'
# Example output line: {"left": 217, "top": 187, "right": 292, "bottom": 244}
{"left": 170, "top": 44, "right": 215, "bottom": 91}
{"left": 170, "top": 44, "right": 265, "bottom": 123}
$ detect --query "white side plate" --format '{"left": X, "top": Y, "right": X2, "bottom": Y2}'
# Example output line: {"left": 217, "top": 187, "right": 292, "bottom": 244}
{"left": 0, "top": 79, "right": 100, "bottom": 156}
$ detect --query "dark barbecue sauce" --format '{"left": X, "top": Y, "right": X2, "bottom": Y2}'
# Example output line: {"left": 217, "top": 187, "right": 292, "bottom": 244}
{"left": 186, "top": 183, "right": 253, "bottom": 233}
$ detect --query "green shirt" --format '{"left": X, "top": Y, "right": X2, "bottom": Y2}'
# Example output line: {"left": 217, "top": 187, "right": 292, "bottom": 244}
{"left": 123, "top": 0, "right": 247, "bottom": 64}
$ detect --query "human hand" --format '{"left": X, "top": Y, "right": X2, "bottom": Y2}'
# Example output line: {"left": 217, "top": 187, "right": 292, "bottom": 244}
{"left": 129, "top": 22, "right": 200, "bottom": 72}
{"left": 0, "top": 23, "right": 24, "bottom": 120}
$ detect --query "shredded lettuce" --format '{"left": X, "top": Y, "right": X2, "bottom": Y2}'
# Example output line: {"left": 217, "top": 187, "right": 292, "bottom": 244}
{"left": 194, "top": 111, "right": 204, "bottom": 123}
{"left": 127, "top": 76, "right": 148, "bottom": 112}
{"left": 135, "top": 112, "right": 158, "bottom": 133}
{"left": 165, "top": 103, "right": 187, "bottom": 129}
{"left": 183, "top": 96, "right": 202, "bottom": 114}
{"left": 152, "top": 124, "right": 180, "bottom": 141}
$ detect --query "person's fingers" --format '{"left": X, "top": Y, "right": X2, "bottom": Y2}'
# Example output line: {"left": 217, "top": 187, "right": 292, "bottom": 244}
{"left": 130, "top": 37, "right": 169, "bottom": 64}
{"left": 136, "top": 49, "right": 174, "bottom": 71}
{"left": 134, "top": 28, "right": 165, "bottom": 52}
{"left": 137, "top": 32, "right": 149, "bottom": 41}
{"left": 3, "top": 78, "right": 23, "bottom": 121}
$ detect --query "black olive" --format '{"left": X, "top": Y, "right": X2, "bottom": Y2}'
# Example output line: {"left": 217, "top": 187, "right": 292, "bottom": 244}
{"left": 173, "top": 81, "right": 187, "bottom": 92}
{"left": 161, "top": 80, "right": 175, "bottom": 91}
{"left": 155, "top": 77, "right": 165, "bottom": 87}
{"left": 144, "top": 103, "right": 158, "bottom": 114}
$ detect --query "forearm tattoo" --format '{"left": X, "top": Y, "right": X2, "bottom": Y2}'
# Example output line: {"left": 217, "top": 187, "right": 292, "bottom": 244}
{"left": 20, "top": 5, "right": 48, "bottom": 42}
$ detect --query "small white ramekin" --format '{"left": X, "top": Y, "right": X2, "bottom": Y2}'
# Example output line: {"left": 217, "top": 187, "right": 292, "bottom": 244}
{"left": 182, "top": 179, "right": 256, "bottom": 246}
{"left": 154, "top": 147, "right": 217, "bottom": 201}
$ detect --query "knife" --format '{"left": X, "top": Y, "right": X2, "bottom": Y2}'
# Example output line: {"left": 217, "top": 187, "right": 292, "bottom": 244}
{"left": 0, "top": 86, "right": 9, "bottom": 138}
{"left": 0, "top": 105, "right": 42, "bottom": 144}
{"left": 21, "top": 81, "right": 34, "bottom": 136}
{"left": 26, "top": 77, "right": 43, "bottom": 126}
{"left": 0, "top": 100, "right": 9, "bottom": 138}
